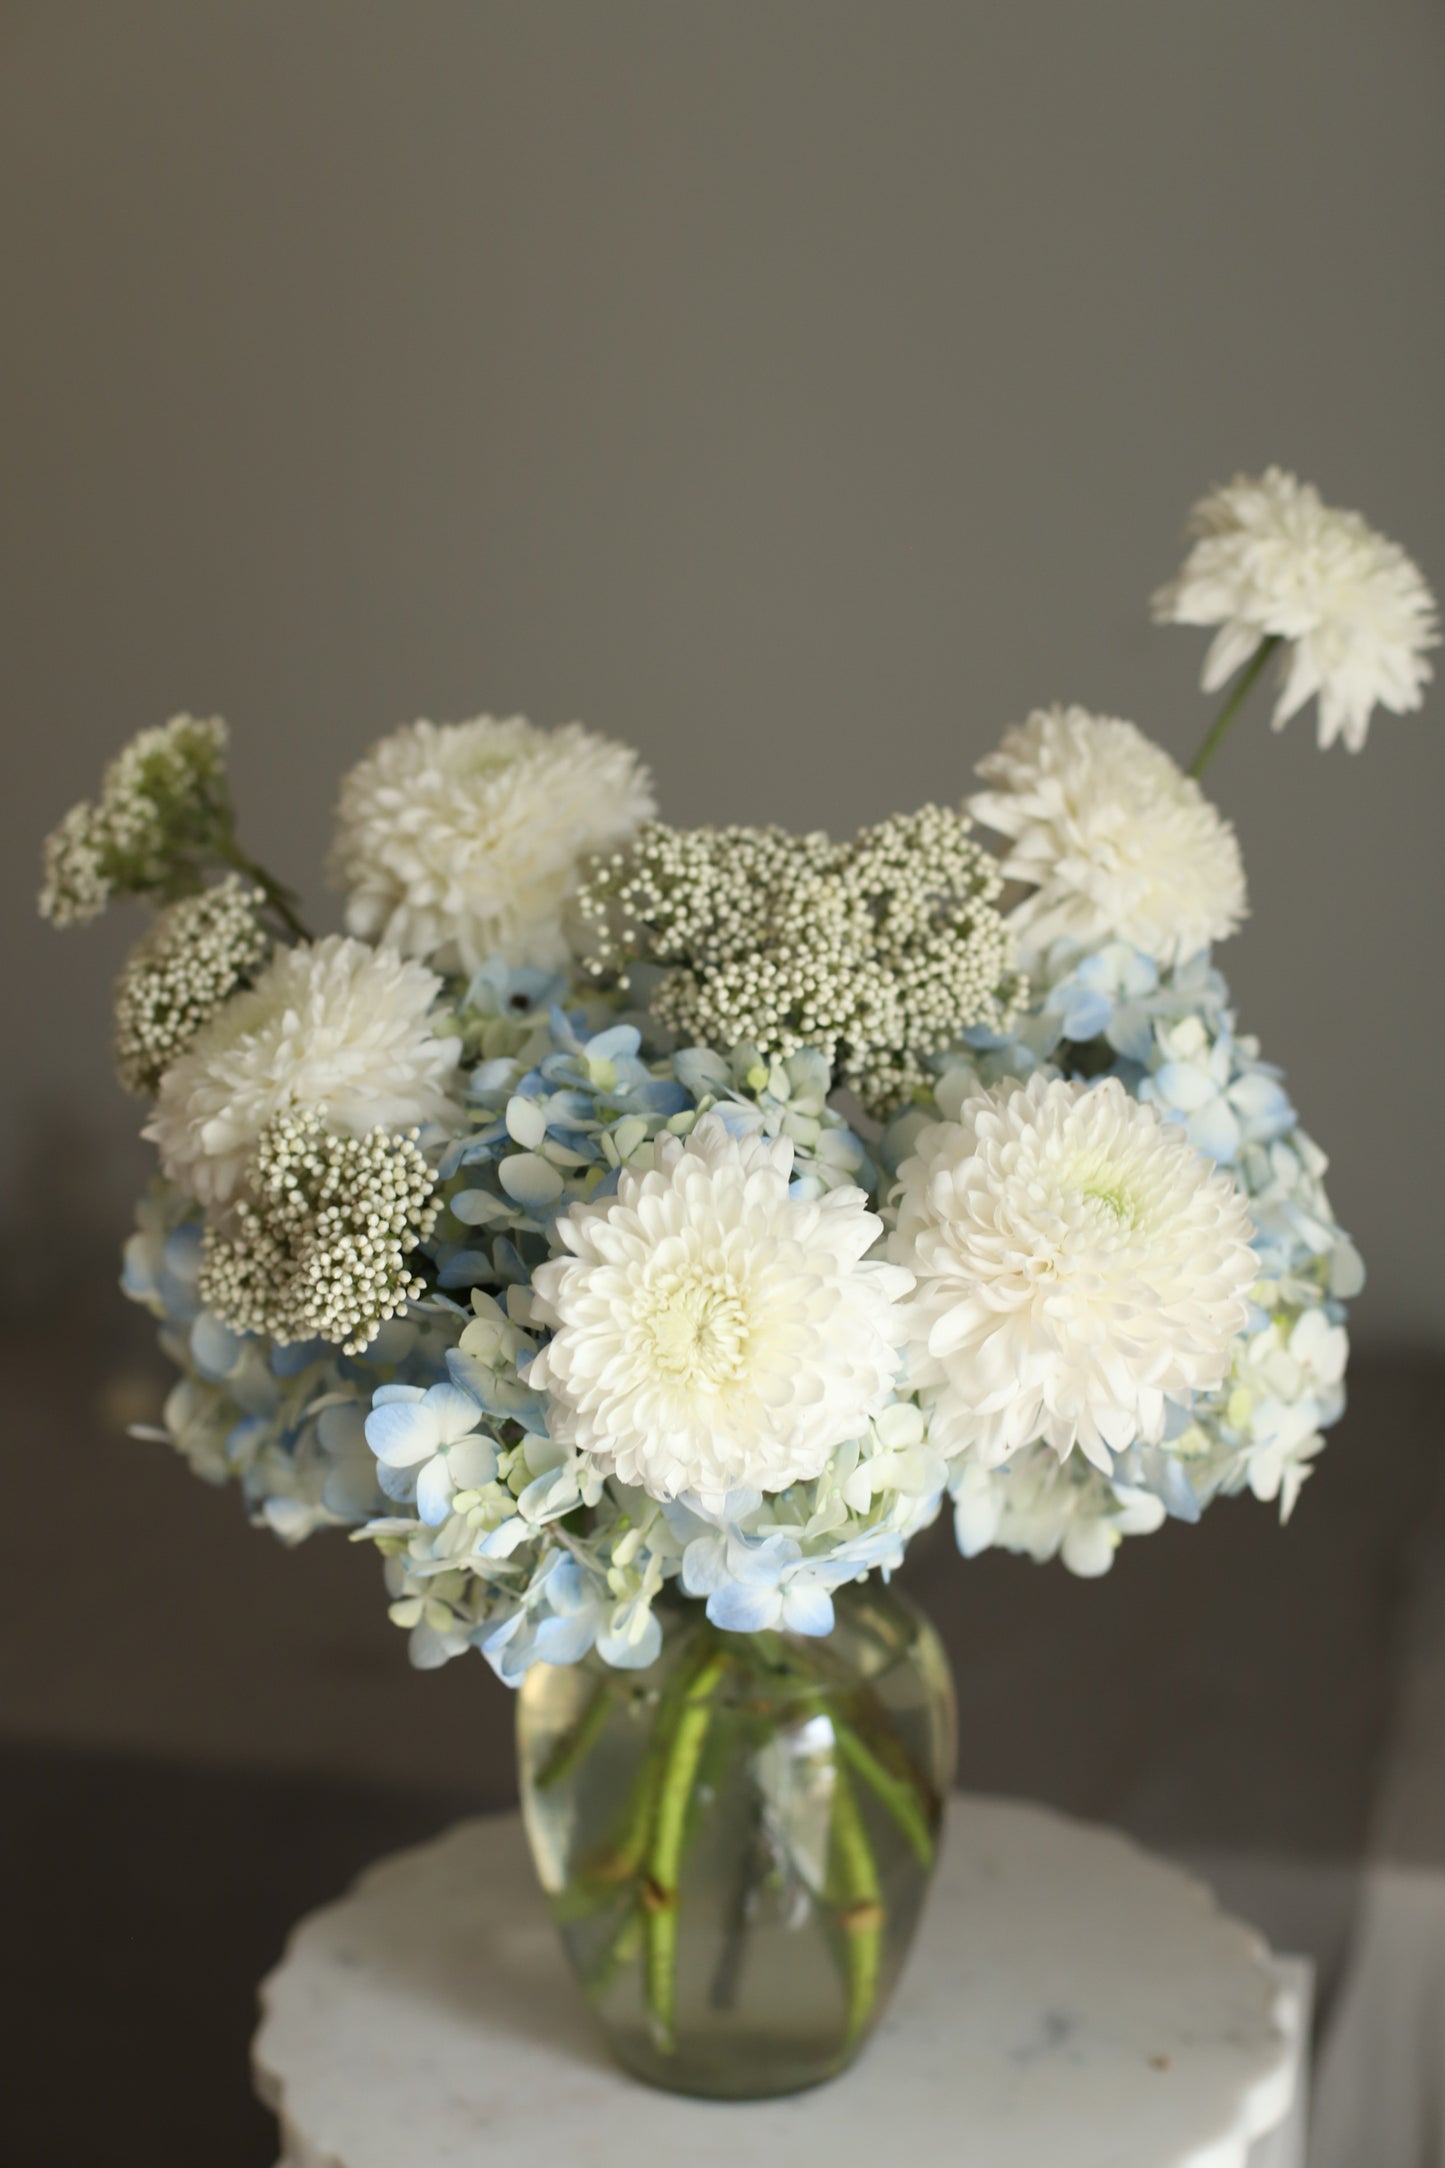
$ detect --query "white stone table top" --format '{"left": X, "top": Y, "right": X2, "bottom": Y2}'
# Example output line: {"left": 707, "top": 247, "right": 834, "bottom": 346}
{"left": 254, "top": 1797, "right": 1304, "bottom": 2168}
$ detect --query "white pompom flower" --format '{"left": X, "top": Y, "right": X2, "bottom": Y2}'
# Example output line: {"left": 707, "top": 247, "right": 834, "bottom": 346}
{"left": 888, "top": 1073, "right": 1257, "bottom": 1474}
{"left": 1152, "top": 467, "right": 1439, "bottom": 752}
{"left": 147, "top": 936, "right": 462, "bottom": 1207}
{"left": 330, "top": 715, "right": 656, "bottom": 972}
{"left": 528, "top": 1111, "right": 913, "bottom": 1505}
{"left": 969, "top": 707, "right": 1247, "bottom": 969}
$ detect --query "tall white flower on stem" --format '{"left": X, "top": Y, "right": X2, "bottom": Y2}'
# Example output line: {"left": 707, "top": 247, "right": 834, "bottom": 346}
{"left": 529, "top": 1112, "right": 913, "bottom": 1505}
{"left": 889, "top": 1073, "right": 1257, "bottom": 1473}
{"left": 330, "top": 715, "right": 656, "bottom": 972}
{"left": 147, "top": 936, "right": 462, "bottom": 1207}
{"left": 968, "top": 707, "right": 1247, "bottom": 969}
{"left": 1153, "top": 468, "right": 1439, "bottom": 752}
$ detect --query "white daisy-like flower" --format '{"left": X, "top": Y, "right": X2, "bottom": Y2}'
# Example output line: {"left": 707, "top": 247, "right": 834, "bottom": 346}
{"left": 330, "top": 715, "right": 656, "bottom": 972}
{"left": 1152, "top": 467, "right": 1439, "bottom": 751}
{"left": 968, "top": 707, "right": 1247, "bottom": 968}
{"left": 888, "top": 1073, "right": 1257, "bottom": 1474}
{"left": 528, "top": 1111, "right": 913, "bottom": 1505}
{"left": 146, "top": 936, "right": 462, "bottom": 1207}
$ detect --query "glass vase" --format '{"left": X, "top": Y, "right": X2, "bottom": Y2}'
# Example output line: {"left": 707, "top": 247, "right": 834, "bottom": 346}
{"left": 516, "top": 1583, "right": 956, "bottom": 2099}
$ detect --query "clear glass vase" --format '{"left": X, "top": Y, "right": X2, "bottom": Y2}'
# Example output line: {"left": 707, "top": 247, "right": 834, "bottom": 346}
{"left": 516, "top": 1583, "right": 956, "bottom": 2098}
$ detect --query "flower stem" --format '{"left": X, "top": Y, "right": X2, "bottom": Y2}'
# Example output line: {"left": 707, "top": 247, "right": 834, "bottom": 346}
{"left": 585, "top": 1899, "right": 644, "bottom": 2004}
{"left": 642, "top": 1646, "right": 730, "bottom": 2050}
{"left": 1187, "top": 635, "right": 1281, "bottom": 780}
{"left": 834, "top": 1717, "right": 936, "bottom": 1870}
{"left": 829, "top": 1761, "right": 884, "bottom": 2048}
{"left": 215, "top": 831, "right": 313, "bottom": 942}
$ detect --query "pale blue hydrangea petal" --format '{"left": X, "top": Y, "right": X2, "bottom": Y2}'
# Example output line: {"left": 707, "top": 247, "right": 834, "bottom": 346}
{"left": 365, "top": 1399, "right": 438, "bottom": 1467}
{"left": 1184, "top": 1095, "right": 1242, "bottom": 1164}
{"left": 375, "top": 1459, "right": 417, "bottom": 1505}
{"left": 498, "top": 1153, "right": 565, "bottom": 1207}
{"left": 597, "top": 1604, "right": 664, "bottom": 1670}
{"left": 781, "top": 1583, "right": 836, "bottom": 1636}
{"left": 705, "top": 1581, "right": 781, "bottom": 1633}
{"left": 414, "top": 1456, "right": 455, "bottom": 1526}
{"left": 446, "top": 1434, "right": 499, "bottom": 1490}
{"left": 190, "top": 1310, "right": 246, "bottom": 1382}
{"left": 425, "top": 1380, "right": 486, "bottom": 1440}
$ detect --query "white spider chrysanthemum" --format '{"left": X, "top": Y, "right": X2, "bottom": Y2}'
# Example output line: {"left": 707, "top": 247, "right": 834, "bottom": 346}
{"left": 968, "top": 708, "right": 1247, "bottom": 968}
{"left": 888, "top": 1073, "right": 1257, "bottom": 1474}
{"left": 330, "top": 715, "right": 656, "bottom": 972}
{"left": 529, "top": 1112, "right": 913, "bottom": 1504}
{"left": 146, "top": 936, "right": 462, "bottom": 1207}
{"left": 1152, "top": 468, "right": 1439, "bottom": 751}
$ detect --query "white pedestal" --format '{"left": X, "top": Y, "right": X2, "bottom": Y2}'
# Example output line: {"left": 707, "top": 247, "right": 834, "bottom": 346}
{"left": 254, "top": 1798, "right": 1309, "bottom": 2168}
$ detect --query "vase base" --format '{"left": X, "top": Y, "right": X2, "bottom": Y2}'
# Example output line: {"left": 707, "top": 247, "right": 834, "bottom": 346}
{"left": 605, "top": 2029, "right": 861, "bottom": 2101}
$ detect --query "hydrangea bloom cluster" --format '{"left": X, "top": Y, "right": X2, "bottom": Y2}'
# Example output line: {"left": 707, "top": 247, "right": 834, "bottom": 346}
{"left": 576, "top": 809, "right": 1022, "bottom": 1113}
{"left": 113, "top": 876, "right": 271, "bottom": 1093}
{"left": 123, "top": 1180, "right": 410, "bottom": 1542}
{"left": 883, "top": 942, "right": 1361, "bottom": 1576}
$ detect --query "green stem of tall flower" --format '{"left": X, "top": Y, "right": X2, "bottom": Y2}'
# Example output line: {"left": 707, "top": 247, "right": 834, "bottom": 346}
{"left": 642, "top": 1647, "right": 731, "bottom": 2050}
{"left": 215, "top": 830, "right": 313, "bottom": 943}
{"left": 1187, "top": 635, "right": 1282, "bottom": 780}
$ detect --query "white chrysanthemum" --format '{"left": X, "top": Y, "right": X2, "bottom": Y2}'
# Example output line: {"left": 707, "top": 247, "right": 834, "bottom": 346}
{"left": 1152, "top": 468, "right": 1439, "bottom": 751}
{"left": 968, "top": 708, "right": 1247, "bottom": 968}
{"left": 146, "top": 936, "right": 462, "bottom": 1207}
{"left": 330, "top": 715, "right": 656, "bottom": 972}
{"left": 529, "top": 1112, "right": 913, "bottom": 1504}
{"left": 888, "top": 1073, "right": 1257, "bottom": 1473}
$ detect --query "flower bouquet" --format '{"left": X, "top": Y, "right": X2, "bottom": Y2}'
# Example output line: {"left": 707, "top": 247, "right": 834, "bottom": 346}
{"left": 43, "top": 471, "right": 1434, "bottom": 2098}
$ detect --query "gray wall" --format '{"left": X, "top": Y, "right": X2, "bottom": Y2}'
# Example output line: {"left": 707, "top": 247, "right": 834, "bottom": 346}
{"left": 4, "top": 1, "right": 1442, "bottom": 1345}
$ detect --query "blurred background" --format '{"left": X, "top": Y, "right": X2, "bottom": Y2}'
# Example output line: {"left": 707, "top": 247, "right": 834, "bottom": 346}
{"left": 3, "top": 4, "right": 1442, "bottom": 2161}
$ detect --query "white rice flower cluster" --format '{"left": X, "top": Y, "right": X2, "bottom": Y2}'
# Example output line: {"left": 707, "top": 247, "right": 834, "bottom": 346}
{"left": 529, "top": 1112, "right": 912, "bottom": 1503}
{"left": 969, "top": 708, "right": 1248, "bottom": 968}
{"left": 1152, "top": 468, "right": 1439, "bottom": 750}
{"left": 113, "top": 877, "right": 271, "bottom": 1095}
{"left": 329, "top": 715, "right": 656, "bottom": 973}
{"left": 889, "top": 1073, "right": 1258, "bottom": 1472}
{"left": 198, "top": 1112, "right": 440, "bottom": 1355}
{"left": 577, "top": 809, "right": 1021, "bottom": 1112}
{"left": 39, "top": 715, "right": 230, "bottom": 924}
{"left": 147, "top": 936, "right": 462, "bottom": 1207}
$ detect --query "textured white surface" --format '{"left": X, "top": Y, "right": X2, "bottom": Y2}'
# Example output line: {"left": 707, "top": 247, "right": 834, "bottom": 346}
{"left": 254, "top": 1798, "right": 1303, "bottom": 2168}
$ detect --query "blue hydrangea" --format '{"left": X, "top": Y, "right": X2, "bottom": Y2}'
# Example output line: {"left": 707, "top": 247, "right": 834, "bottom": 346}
{"left": 893, "top": 946, "right": 1361, "bottom": 1577}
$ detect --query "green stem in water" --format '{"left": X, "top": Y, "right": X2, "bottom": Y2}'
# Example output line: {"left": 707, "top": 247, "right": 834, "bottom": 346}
{"left": 585, "top": 1900, "right": 644, "bottom": 2004}
{"left": 833, "top": 1717, "right": 936, "bottom": 1870}
{"left": 1187, "top": 634, "right": 1281, "bottom": 780}
{"left": 573, "top": 1630, "right": 714, "bottom": 1888}
{"left": 642, "top": 1646, "right": 731, "bottom": 2051}
{"left": 829, "top": 1761, "right": 884, "bottom": 2049}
